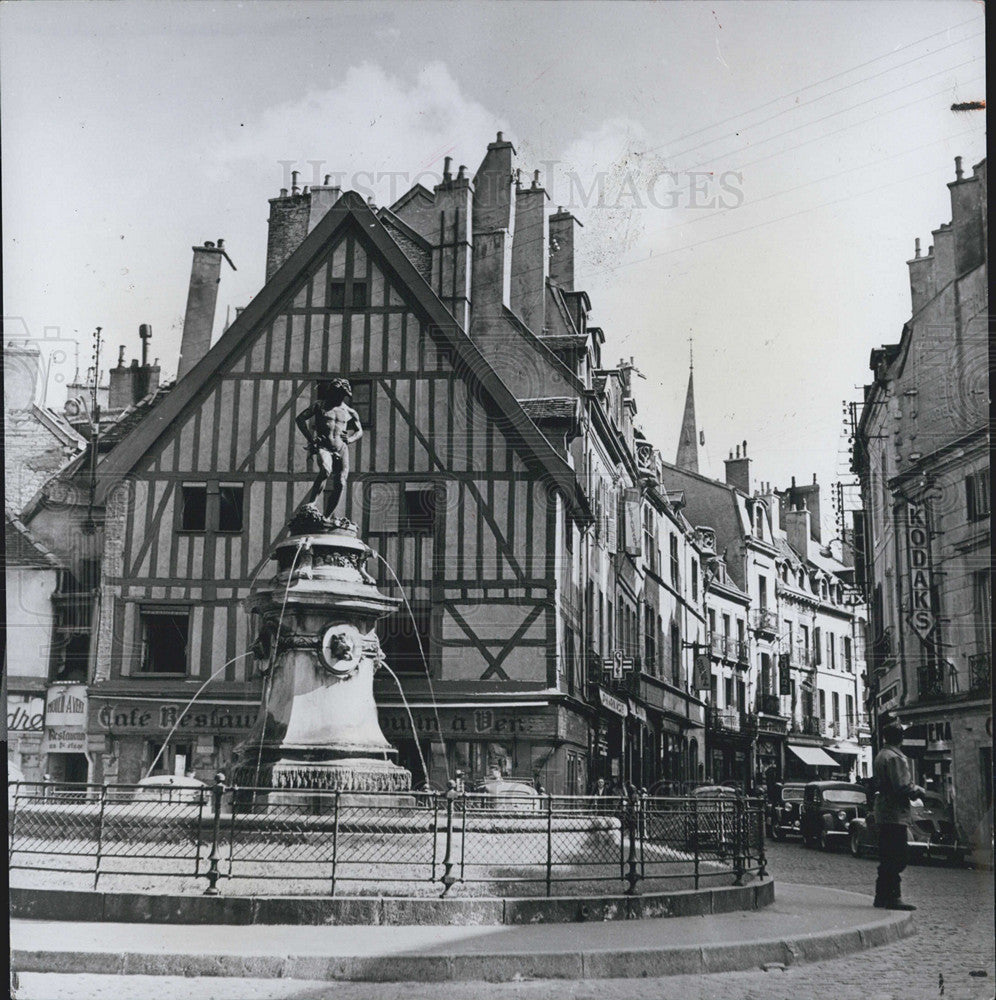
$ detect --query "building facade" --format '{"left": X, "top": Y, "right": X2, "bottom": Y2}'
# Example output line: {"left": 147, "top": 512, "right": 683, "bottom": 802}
{"left": 853, "top": 156, "right": 989, "bottom": 853}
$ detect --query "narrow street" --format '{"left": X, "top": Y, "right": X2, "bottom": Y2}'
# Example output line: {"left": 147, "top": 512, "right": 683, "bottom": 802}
{"left": 17, "top": 839, "right": 994, "bottom": 1000}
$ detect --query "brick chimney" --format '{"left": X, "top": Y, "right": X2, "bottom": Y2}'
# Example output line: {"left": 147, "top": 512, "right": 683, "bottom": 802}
{"left": 549, "top": 206, "right": 581, "bottom": 291}
{"left": 178, "top": 241, "right": 233, "bottom": 380}
{"left": 780, "top": 473, "right": 822, "bottom": 543}
{"left": 948, "top": 156, "right": 985, "bottom": 277}
{"left": 906, "top": 237, "right": 935, "bottom": 315}
{"left": 109, "top": 325, "right": 161, "bottom": 409}
{"left": 431, "top": 158, "right": 473, "bottom": 329}
{"left": 264, "top": 171, "right": 343, "bottom": 281}
{"left": 783, "top": 505, "right": 812, "bottom": 561}
{"left": 471, "top": 132, "right": 516, "bottom": 320}
{"left": 724, "top": 440, "right": 751, "bottom": 494}
{"left": 510, "top": 169, "right": 549, "bottom": 333}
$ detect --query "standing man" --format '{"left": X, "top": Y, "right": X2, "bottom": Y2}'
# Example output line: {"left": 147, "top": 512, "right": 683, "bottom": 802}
{"left": 295, "top": 378, "right": 363, "bottom": 520}
{"left": 872, "top": 718, "right": 925, "bottom": 910}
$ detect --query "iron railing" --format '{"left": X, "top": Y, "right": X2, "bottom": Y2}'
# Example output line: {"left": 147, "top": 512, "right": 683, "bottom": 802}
{"left": 9, "top": 779, "right": 767, "bottom": 898}
{"left": 969, "top": 653, "right": 990, "bottom": 693}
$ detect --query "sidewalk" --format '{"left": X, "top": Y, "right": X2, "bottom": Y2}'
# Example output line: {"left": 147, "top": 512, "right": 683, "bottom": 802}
{"left": 11, "top": 883, "right": 913, "bottom": 984}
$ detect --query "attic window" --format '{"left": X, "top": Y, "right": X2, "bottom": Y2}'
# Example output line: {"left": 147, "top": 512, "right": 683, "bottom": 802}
{"left": 351, "top": 282, "right": 368, "bottom": 308}
{"left": 329, "top": 281, "right": 346, "bottom": 309}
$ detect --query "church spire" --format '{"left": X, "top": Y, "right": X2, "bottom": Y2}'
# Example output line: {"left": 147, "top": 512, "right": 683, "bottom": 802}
{"left": 675, "top": 337, "right": 699, "bottom": 473}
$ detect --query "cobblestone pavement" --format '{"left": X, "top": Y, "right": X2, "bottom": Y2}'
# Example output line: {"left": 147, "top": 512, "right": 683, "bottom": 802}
{"left": 16, "top": 839, "right": 995, "bottom": 1000}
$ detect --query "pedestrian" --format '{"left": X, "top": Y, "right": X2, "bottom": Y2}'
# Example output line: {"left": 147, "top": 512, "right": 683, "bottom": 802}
{"left": 871, "top": 718, "right": 925, "bottom": 911}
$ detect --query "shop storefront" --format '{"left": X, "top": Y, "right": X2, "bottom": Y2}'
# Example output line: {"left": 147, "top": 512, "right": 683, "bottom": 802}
{"left": 7, "top": 689, "right": 46, "bottom": 781}
{"left": 88, "top": 696, "right": 259, "bottom": 783}
{"left": 376, "top": 699, "right": 588, "bottom": 794}
{"left": 44, "top": 683, "right": 90, "bottom": 783}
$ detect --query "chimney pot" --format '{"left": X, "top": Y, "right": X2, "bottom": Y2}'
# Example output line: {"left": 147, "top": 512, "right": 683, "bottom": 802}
{"left": 532, "top": 169, "right": 541, "bottom": 189}
{"left": 813, "top": 472, "right": 817, "bottom": 484}
{"left": 443, "top": 155, "right": 452, "bottom": 180}
{"left": 457, "top": 164, "right": 467, "bottom": 179}
{"left": 131, "top": 359, "right": 139, "bottom": 368}
{"left": 735, "top": 445, "right": 740, "bottom": 458}
{"left": 496, "top": 131, "right": 503, "bottom": 142}
{"left": 324, "top": 174, "right": 331, "bottom": 185}
{"left": 279, "top": 188, "right": 288, "bottom": 197}
{"left": 791, "top": 476, "right": 796, "bottom": 487}
{"left": 204, "top": 241, "right": 215, "bottom": 248}
{"left": 914, "top": 237, "right": 921, "bottom": 258}
{"left": 117, "top": 345, "right": 125, "bottom": 365}
{"left": 291, "top": 170, "right": 300, "bottom": 194}
{"left": 742, "top": 440, "right": 747, "bottom": 456}
{"left": 954, "top": 156, "right": 963, "bottom": 180}
{"left": 515, "top": 167, "right": 522, "bottom": 189}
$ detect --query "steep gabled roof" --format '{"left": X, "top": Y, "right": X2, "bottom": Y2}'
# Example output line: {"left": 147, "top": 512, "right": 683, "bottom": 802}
{"left": 95, "top": 192, "right": 591, "bottom": 524}
{"left": 5, "top": 511, "right": 61, "bottom": 568}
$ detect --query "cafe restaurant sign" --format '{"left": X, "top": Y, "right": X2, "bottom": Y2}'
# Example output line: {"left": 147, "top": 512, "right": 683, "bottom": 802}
{"left": 91, "top": 698, "right": 258, "bottom": 734}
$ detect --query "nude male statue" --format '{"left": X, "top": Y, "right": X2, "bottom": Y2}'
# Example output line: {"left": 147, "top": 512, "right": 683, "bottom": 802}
{"left": 295, "top": 378, "right": 363, "bottom": 519}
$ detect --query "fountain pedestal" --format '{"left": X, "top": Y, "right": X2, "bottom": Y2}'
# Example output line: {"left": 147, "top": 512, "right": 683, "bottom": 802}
{"left": 232, "top": 518, "right": 412, "bottom": 803}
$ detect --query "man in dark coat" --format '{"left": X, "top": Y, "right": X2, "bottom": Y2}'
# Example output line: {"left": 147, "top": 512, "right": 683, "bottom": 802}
{"left": 872, "top": 719, "right": 925, "bottom": 910}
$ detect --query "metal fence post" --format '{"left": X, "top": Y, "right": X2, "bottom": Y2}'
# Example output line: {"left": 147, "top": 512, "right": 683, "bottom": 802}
{"left": 545, "top": 793, "right": 554, "bottom": 897}
{"left": 732, "top": 797, "right": 745, "bottom": 886}
{"left": 203, "top": 771, "right": 226, "bottom": 896}
{"left": 431, "top": 792, "right": 439, "bottom": 884}
{"left": 93, "top": 784, "right": 108, "bottom": 890}
{"left": 757, "top": 799, "right": 768, "bottom": 878}
{"left": 624, "top": 786, "right": 641, "bottom": 896}
{"left": 439, "top": 780, "right": 457, "bottom": 898}
{"left": 330, "top": 790, "right": 340, "bottom": 897}
{"left": 638, "top": 788, "right": 647, "bottom": 880}
{"left": 8, "top": 783, "right": 19, "bottom": 864}
{"left": 692, "top": 796, "right": 700, "bottom": 890}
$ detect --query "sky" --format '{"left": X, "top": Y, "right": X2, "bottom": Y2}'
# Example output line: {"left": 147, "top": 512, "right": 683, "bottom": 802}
{"left": 1, "top": 1, "right": 986, "bottom": 539}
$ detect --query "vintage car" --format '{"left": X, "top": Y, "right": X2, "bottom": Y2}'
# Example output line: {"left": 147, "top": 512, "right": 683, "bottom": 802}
{"left": 766, "top": 782, "right": 807, "bottom": 840}
{"left": 800, "top": 781, "right": 869, "bottom": 850}
{"left": 684, "top": 784, "right": 741, "bottom": 854}
{"left": 469, "top": 775, "right": 541, "bottom": 811}
{"left": 848, "top": 791, "right": 967, "bottom": 864}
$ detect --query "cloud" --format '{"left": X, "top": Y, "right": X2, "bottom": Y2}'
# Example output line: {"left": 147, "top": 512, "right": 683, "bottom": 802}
{"left": 210, "top": 61, "right": 510, "bottom": 206}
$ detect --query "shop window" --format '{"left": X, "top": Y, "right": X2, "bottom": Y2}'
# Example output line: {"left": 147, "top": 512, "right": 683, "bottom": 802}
{"left": 181, "top": 485, "right": 207, "bottom": 531}
{"left": 140, "top": 608, "right": 190, "bottom": 674}
{"left": 379, "top": 600, "right": 431, "bottom": 674}
{"left": 218, "top": 484, "right": 244, "bottom": 533}
{"left": 144, "top": 740, "right": 194, "bottom": 778}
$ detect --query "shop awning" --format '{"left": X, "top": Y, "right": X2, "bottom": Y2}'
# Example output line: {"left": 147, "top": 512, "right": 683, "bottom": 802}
{"left": 829, "top": 744, "right": 860, "bottom": 758}
{"left": 788, "top": 744, "right": 839, "bottom": 767}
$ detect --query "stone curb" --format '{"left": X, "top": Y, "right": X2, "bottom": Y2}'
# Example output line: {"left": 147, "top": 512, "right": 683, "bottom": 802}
{"left": 10, "top": 907, "right": 915, "bottom": 982}
{"left": 9, "top": 880, "right": 774, "bottom": 926}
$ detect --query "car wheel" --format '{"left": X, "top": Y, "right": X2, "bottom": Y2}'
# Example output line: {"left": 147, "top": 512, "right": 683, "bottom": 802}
{"left": 849, "top": 830, "right": 861, "bottom": 858}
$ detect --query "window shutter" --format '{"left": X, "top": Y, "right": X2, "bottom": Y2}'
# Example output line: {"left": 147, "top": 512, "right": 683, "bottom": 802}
{"left": 605, "top": 487, "right": 617, "bottom": 551}
{"left": 623, "top": 488, "right": 642, "bottom": 556}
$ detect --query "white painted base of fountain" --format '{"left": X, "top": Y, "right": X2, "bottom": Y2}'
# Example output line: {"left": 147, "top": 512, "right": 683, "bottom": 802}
{"left": 250, "top": 758, "right": 414, "bottom": 811}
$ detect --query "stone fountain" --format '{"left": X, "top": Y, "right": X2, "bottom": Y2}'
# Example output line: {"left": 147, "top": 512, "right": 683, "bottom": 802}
{"left": 232, "top": 380, "right": 411, "bottom": 802}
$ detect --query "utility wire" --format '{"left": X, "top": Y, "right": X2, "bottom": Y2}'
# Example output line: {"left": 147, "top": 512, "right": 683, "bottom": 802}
{"left": 643, "top": 14, "right": 983, "bottom": 159}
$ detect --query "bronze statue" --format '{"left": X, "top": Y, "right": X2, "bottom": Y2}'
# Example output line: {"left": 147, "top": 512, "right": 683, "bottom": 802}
{"left": 295, "top": 378, "right": 363, "bottom": 521}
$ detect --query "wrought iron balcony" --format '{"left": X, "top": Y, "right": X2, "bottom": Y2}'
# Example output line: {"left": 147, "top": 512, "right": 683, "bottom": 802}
{"left": 706, "top": 706, "right": 745, "bottom": 733}
{"left": 734, "top": 640, "right": 750, "bottom": 666}
{"left": 794, "top": 714, "right": 823, "bottom": 737}
{"left": 758, "top": 693, "right": 782, "bottom": 716}
{"left": 917, "top": 665, "right": 945, "bottom": 702}
{"left": 751, "top": 608, "right": 779, "bottom": 636}
{"left": 969, "top": 653, "right": 990, "bottom": 693}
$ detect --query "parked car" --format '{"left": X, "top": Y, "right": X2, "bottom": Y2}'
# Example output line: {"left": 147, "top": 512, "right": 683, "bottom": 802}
{"left": 766, "top": 782, "right": 807, "bottom": 840}
{"left": 683, "top": 784, "right": 741, "bottom": 854}
{"left": 800, "top": 781, "right": 869, "bottom": 850}
{"left": 470, "top": 776, "right": 541, "bottom": 811}
{"left": 130, "top": 774, "right": 207, "bottom": 805}
{"left": 848, "top": 791, "right": 967, "bottom": 864}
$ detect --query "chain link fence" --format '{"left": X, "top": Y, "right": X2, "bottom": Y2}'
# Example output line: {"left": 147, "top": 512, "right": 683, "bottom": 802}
{"left": 9, "top": 780, "right": 767, "bottom": 897}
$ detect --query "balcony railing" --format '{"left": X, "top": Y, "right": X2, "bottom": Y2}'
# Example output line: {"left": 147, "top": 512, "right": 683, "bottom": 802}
{"left": 969, "top": 653, "right": 990, "bottom": 693}
{"left": 794, "top": 715, "right": 823, "bottom": 737}
{"left": 734, "top": 640, "right": 750, "bottom": 665}
{"left": 706, "top": 706, "right": 744, "bottom": 733}
{"left": 758, "top": 693, "right": 782, "bottom": 716}
{"left": 917, "top": 665, "right": 945, "bottom": 702}
{"left": 751, "top": 608, "right": 778, "bottom": 636}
